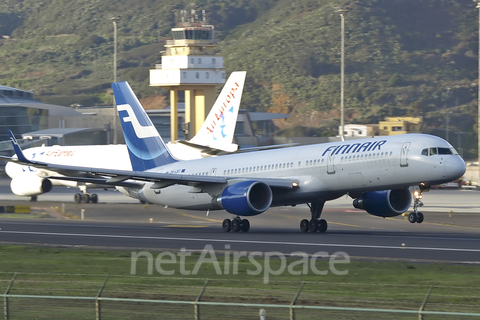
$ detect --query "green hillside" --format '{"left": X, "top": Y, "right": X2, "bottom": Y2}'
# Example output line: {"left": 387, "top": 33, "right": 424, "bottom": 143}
{"left": 0, "top": 0, "right": 478, "bottom": 157}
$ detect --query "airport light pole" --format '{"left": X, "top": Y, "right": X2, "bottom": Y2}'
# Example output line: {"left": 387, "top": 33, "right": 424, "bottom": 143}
{"left": 110, "top": 14, "right": 121, "bottom": 144}
{"left": 336, "top": 6, "right": 350, "bottom": 139}
{"left": 446, "top": 111, "right": 451, "bottom": 142}
{"left": 455, "top": 132, "right": 464, "bottom": 158}
{"left": 477, "top": 0, "right": 480, "bottom": 189}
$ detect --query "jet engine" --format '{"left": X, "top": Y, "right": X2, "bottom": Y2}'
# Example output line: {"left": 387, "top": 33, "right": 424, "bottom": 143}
{"left": 10, "top": 176, "right": 53, "bottom": 196}
{"left": 353, "top": 189, "right": 411, "bottom": 217}
{"left": 213, "top": 180, "right": 272, "bottom": 216}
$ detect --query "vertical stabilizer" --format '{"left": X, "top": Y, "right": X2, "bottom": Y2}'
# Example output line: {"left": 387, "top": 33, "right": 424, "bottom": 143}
{"left": 112, "top": 81, "right": 177, "bottom": 171}
{"left": 189, "top": 71, "right": 246, "bottom": 150}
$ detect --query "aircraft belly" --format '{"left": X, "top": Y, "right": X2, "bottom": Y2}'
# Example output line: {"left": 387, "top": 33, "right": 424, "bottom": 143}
{"left": 142, "top": 185, "right": 214, "bottom": 209}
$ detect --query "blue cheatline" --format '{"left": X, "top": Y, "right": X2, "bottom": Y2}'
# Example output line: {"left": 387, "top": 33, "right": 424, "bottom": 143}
{"left": 111, "top": 81, "right": 177, "bottom": 171}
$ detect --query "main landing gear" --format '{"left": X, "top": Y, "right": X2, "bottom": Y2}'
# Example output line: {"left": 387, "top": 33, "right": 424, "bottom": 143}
{"left": 222, "top": 217, "right": 250, "bottom": 233}
{"left": 74, "top": 192, "right": 98, "bottom": 204}
{"left": 408, "top": 186, "right": 429, "bottom": 224}
{"left": 300, "top": 201, "right": 328, "bottom": 233}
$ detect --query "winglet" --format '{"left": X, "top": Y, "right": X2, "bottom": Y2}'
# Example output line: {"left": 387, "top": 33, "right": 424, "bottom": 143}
{"left": 8, "top": 130, "right": 30, "bottom": 163}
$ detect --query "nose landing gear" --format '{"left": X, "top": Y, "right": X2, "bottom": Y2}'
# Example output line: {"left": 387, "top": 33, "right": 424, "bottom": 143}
{"left": 408, "top": 186, "right": 428, "bottom": 224}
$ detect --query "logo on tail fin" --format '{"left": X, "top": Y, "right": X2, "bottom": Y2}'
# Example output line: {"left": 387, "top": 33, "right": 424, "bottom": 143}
{"left": 117, "top": 104, "right": 158, "bottom": 139}
{"left": 112, "top": 81, "right": 177, "bottom": 171}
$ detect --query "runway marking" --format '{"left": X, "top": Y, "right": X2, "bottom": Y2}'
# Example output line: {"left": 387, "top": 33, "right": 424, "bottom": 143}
{"left": 179, "top": 213, "right": 222, "bottom": 223}
{"left": 2, "top": 230, "right": 480, "bottom": 253}
{"left": 385, "top": 217, "right": 480, "bottom": 231}
{"left": 164, "top": 225, "right": 206, "bottom": 228}
{"left": 271, "top": 213, "right": 375, "bottom": 229}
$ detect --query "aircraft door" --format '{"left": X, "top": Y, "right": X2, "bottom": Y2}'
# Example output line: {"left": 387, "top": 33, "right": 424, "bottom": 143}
{"left": 400, "top": 142, "right": 410, "bottom": 167}
{"left": 210, "top": 168, "right": 217, "bottom": 176}
{"left": 327, "top": 155, "right": 335, "bottom": 174}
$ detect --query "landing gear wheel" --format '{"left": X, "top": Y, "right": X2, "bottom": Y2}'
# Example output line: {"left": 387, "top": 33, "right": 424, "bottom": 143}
{"left": 81, "top": 193, "right": 90, "bottom": 203}
{"left": 308, "top": 219, "right": 318, "bottom": 232}
{"left": 240, "top": 219, "right": 250, "bottom": 232}
{"left": 231, "top": 218, "right": 241, "bottom": 232}
{"left": 410, "top": 186, "right": 427, "bottom": 224}
{"left": 222, "top": 219, "right": 231, "bottom": 232}
{"left": 408, "top": 212, "right": 418, "bottom": 224}
{"left": 30, "top": 196, "right": 37, "bottom": 202}
{"left": 74, "top": 193, "right": 82, "bottom": 203}
{"left": 318, "top": 219, "right": 328, "bottom": 233}
{"left": 300, "top": 219, "right": 309, "bottom": 233}
{"left": 90, "top": 194, "right": 98, "bottom": 204}
{"left": 416, "top": 212, "right": 424, "bottom": 224}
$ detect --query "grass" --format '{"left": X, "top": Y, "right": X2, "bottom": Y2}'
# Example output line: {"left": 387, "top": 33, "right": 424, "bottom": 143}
{"left": 1, "top": 245, "right": 480, "bottom": 319}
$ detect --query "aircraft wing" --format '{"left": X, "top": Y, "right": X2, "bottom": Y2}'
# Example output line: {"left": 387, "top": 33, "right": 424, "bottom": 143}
{"left": 0, "top": 155, "right": 20, "bottom": 163}
{"left": 175, "top": 140, "right": 238, "bottom": 156}
{"left": 6, "top": 130, "right": 297, "bottom": 190}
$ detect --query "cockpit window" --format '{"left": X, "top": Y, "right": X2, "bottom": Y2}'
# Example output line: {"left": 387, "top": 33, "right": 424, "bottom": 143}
{"left": 429, "top": 147, "right": 438, "bottom": 155}
{"left": 450, "top": 147, "right": 459, "bottom": 155}
{"left": 421, "top": 148, "right": 428, "bottom": 156}
{"left": 438, "top": 148, "right": 452, "bottom": 155}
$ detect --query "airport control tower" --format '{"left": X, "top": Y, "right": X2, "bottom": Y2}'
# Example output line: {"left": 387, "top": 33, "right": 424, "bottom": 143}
{"left": 149, "top": 9, "right": 225, "bottom": 141}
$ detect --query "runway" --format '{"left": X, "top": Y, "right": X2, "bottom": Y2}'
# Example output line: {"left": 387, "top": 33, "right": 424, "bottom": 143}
{"left": 0, "top": 176, "right": 479, "bottom": 263}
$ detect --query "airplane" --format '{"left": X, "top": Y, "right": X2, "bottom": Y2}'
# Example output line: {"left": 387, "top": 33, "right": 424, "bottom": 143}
{"left": 4, "top": 71, "right": 246, "bottom": 203}
{"left": 1, "top": 81, "right": 467, "bottom": 233}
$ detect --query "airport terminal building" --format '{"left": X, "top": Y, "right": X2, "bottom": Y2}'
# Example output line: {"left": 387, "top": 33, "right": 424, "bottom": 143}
{"left": 0, "top": 85, "right": 122, "bottom": 148}
{"left": 0, "top": 85, "right": 287, "bottom": 153}
{"left": 0, "top": 85, "right": 84, "bottom": 142}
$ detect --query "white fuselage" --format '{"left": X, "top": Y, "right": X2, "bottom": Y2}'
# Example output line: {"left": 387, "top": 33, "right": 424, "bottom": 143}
{"left": 118, "top": 134, "right": 466, "bottom": 210}
{"left": 4, "top": 142, "right": 218, "bottom": 194}
{"left": 5, "top": 145, "right": 132, "bottom": 189}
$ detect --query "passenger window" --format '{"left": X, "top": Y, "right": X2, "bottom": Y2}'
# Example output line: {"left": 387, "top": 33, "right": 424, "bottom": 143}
{"left": 430, "top": 148, "right": 438, "bottom": 155}
{"left": 298, "top": 161, "right": 301, "bottom": 167}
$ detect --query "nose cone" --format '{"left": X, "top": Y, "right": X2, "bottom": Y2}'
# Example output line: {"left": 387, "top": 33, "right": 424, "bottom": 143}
{"left": 444, "top": 156, "right": 466, "bottom": 181}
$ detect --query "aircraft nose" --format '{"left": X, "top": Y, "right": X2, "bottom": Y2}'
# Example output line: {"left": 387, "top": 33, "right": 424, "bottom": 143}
{"left": 444, "top": 156, "right": 466, "bottom": 181}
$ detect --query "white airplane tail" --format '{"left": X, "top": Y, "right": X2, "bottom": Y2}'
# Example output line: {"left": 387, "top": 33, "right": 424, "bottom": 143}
{"left": 188, "top": 71, "right": 246, "bottom": 151}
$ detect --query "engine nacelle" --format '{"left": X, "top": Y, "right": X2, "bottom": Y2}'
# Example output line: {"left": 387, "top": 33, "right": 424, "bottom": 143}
{"left": 213, "top": 180, "right": 272, "bottom": 216}
{"left": 353, "top": 189, "right": 411, "bottom": 217}
{"left": 10, "top": 176, "right": 53, "bottom": 196}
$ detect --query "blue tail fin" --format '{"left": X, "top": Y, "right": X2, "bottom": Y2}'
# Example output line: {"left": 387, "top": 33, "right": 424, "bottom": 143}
{"left": 112, "top": 81, "right": 177, "bottom": 171}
